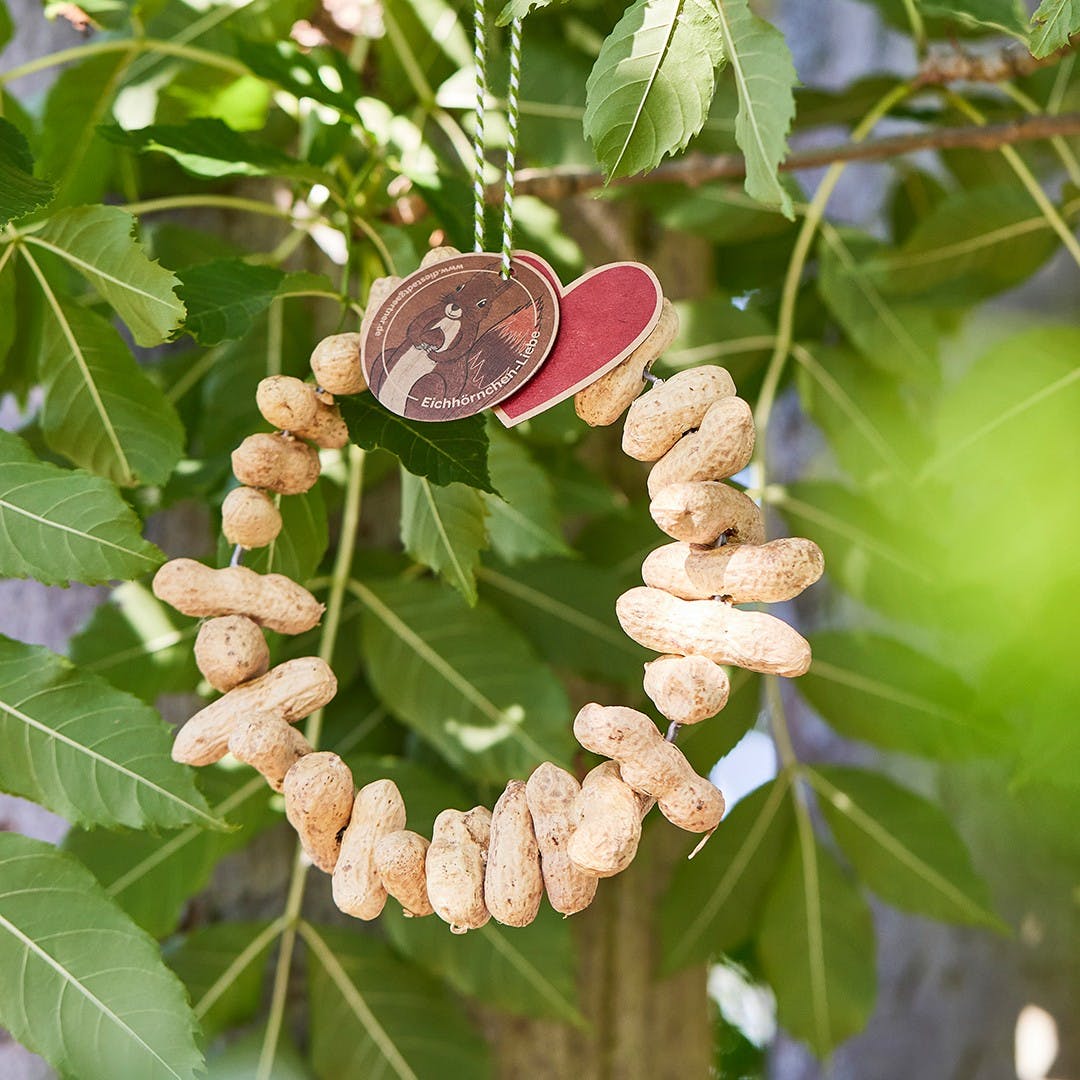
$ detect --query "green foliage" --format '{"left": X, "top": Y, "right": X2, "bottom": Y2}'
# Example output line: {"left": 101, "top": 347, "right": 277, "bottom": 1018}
{"left": 0, "top": 833, "right": 204, "bottom": 1080}
{"left": 2, "top": 0, "right": 1078, "bottom": 1072}
{"left": 584, "top": 0, "right": 726, "bottom": 180}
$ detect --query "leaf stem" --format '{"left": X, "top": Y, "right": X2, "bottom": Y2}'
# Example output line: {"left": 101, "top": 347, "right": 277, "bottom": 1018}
{"left": 999, "top": 82, "right": 1080, "bottom": 185}
{"left": 193, "top": 915, "right": 289, "bottom": 1020}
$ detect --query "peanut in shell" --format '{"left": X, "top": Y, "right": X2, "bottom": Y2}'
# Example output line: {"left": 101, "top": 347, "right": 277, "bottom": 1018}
{"left": 228, "top": 714, "right": 312, "bottom": 792}
{"left": 684, "top": 537, "right": 824, "bottom": 604}
{"left": 642, "top": 654, "right": 730, "bottom": 726}
{"left": 375, "top": 831, "right": 434, "bottom": 917}
{"left": 194, "top": 614, "right": 270, "bottom": 693}
{"left": 566, "top": 761, "right": 642, "bottom": 878}
{"left": 485, "top": 780, "right": 543, "bottom": 927}
{"left": 333, "top": 780, "right": 407, "bottom": 920}
{"left": 256, "top": 375, "right": 318, "bottom": 432}
{"left": 426, "top": 807, "right": 493, "bottom": 932}
{"left": 232, "top": 433, "right": 321, "bottom": 495}
{"left": 650, "top": 481, "right": 765, "bottom": 546}
{"left": 310, "top": 333, "right": 366, "bottom": 396}
{"left": 221, "top": 487, "right": 282, "bottom": 550}
{"left": 283, "top": 752, "right": 355, "bottom": 873}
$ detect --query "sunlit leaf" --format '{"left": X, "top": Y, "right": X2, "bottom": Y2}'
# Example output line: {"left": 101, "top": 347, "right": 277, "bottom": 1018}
{"left": 0, "top": 430, "right": 163, "bottom": 585}
{"left": 233, "top": 37, "right": 362, "bottom": 119}
{"left": 810, "top": 766, "right": 1002, "bottom": 928}
{"left": 0, "top": 833, "right": 204, "bottom": 1080}
{"left": 25, "top": 206, "right": 185, "bottom": 345}
{"left": 354, "top": 577, "right": 574, "bottom": 782}
{"left": 584, "top": 0, "right": 725, "bottom": 179}
{"left": 757, "top": 832, "right": 876, "bottom": 1057}
{"left": 305, "top": 922, "right": 491, "bottom": 1079}
{"left": 400, "top": 470, "right": 488, "bottom": 604}
{"left": 0, "top": 633, "right": 217, "bottom": 830}
{"left": 662, "top": 779, "right": 793, "bottom": 971}
{"left": 341, "top": 395, "right": 495, "bottom": 492}
{"left": 713, "top": 0, "right": 796, "bottom": 216}
{"left": 177, "top": 259, "right": 285, "bottom": 345}
{"left": 1030, "top": 0, "right": 1080, "bottom": 53}
{"left": 35, "top": 297, "right": 184, "bottom": 486}
{"left": 384, "top": 902, "right": 585, "bottom": 1025}
{"left": 497, "top": 0, "right": 568, "bottom": 24}
{"left": 0, "top": 117, "right": 54, "bottom": 226}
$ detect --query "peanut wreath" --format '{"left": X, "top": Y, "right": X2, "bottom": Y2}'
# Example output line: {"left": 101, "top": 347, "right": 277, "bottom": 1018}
{"left": 152, "top": 247, "right": 823, "bottom": 934}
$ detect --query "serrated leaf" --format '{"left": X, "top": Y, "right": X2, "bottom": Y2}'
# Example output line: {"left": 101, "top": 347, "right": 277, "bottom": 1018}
{"left": 35, "top": 296, "right": 184, "bottom": 486}
{"left": 662, "top": 778, "right": 794, "bottom": 971}
{"left": 810, "top": 766, "right": 1002, "bottom": 928}
{"left": 177, "top": 259, "right": 286, "bottom": 345}
{"left": 0, "top": 833, "right": 204, "bottom": 1080}
{"left": 0, "top": 117, "right": 54, "bottom": 227}
{"left": 482, "top": 426, "right": 571, "bottom": 563}
{"left": 0, "top": 633, "right": 217, "bottom": 830}
{"left": 802, "top": 632, "right": 1009, "bottom": 760}
{"left": 166, "top": 921, "right": 276, "bottom": 1042}
{"left": 70, "top": 581, "right": 200, "bottom": 702}
{"left": 400, "top": 470, "right": 488, "bottom": 604}
{"left": 584, "top": 0, "right": 725, "bottom": 180}
{"left": 100, "top": 117, "right": 325, "bottom": 180}
{"left": 384, "top": 902, "right": 584, "bottom": 1025}
{"left": 230, "top": 484, "right": 328, "bottom": 582}
{"left": 341, "top": 394, "right": 494, "bottom": 492}
{"left": 1030, "top": 0, "right": 1080, "bottom": 55}
{"left": 496, "top": 0, "right": 566, "bottom": 23}
{"left": 714, "top": 0, "right": 796, "bottom": 217}
{"left": 0, "top": 431, "right": 163, "bottom": 585}
{"left": 24, "top": 206, "right": 185, "bottom": 345}
{"left": 758, "top": 833, "right": 876, "bottom": 1057}
{"left": 304, "top": 922, "right": 491, "bottom": 1079}
{"left": 65, "top": 769, "right": 276, "bottom": 937}
{"left": 477, "top": 559, "right": 648, "bottom": 684}
{"left": 354, "top": 577, "right": 573, "bottom": 782}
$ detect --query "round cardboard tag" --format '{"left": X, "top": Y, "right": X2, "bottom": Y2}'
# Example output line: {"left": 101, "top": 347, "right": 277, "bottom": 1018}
{"left": 361, "top": 253, "right": 560, "bottom": 422}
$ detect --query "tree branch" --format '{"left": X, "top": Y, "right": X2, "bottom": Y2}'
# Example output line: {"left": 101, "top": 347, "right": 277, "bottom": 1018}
{"left": 394, "top": 112, "right": 1080, "bottom": 215}
{"left": 915, "top": 42, "right": 1075, "bottom": 85}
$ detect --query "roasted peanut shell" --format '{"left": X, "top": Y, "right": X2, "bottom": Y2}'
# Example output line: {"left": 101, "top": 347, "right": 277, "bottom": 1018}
{"left": 684, "top": 538, "right": 825, "bottom": 603}
{"left": 232, "top": 433, "right": 321, "bottom": 495}
{"left": 194, "top": 614, "right": 270, "bottom": 692}
{"left": 310, "top": 332, "right": 367, "bottom": 396}
{"left": 574, "top": 299, "right": 679, "bottom": 427}
{"left": 642, "top": 654, "right": 730, "bottom": 726}
{"left": 221, "top": 487, "right": 282, "bottom": 550}
{"left": 426, "top": 807, "right": 493, "bottom": 932}
{"left": 283, "top": 752, "right": 354, "bottom": 873}
{"left": 646, "top": 397, "right": 755, "bottom": 498}
{"left": 333, "top": 779, "right": 407, "bottom": 920}
{"left": 525, "top": 763, "right": 598, "bottom": 915}
{"left": 616, "top": 586, "right": 811, "bottom": 677}
{"left": 650, "top": 481, "right": 765, "bottom": 546}
{"left": 566, "top": 762, "right": 642, "bottom": 878}
{"left": 374, "top": 831, "right": 434, "bottom": 917}
{"left": 485, "top": 780, "right": 544, "bottom": 927}
{"left": 227, "top": 714, "right": 312, "bottom": 792}
{"left": 256, "top": 375, "right": 318, "bottom": 432}
{"left": 171, "top": 657, "right": 337, "bottom": 765}
{"left": 622, "top": 365, "right": 736, "bottom": 461}
{"left": 641, "top": 542, "right": 708, "bottom": 600}
{"left": 153, "top": 559, "right": 324, "bottom": 635}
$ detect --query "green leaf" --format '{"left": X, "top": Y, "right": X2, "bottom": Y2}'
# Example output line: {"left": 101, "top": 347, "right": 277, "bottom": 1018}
{"left": 305, "top": 922, "right": 492, "bottom": 1080}
{"left": 0, "top": 633, "right": 217, "bottom": 829}
{"left": 101, "top": 117, "right": 324, "bottom": 180}
{"left": 400, "top": 471, "right": 488, "bottom": 605}
{"left": 810, "top": 766, "right": 1002, "bottom": 929}
{"left": 39, "top": 52, "right": 124, "bottom": 208}
{"left": 65, "top": 768, "right": 276, "bottom": 938}
{"left": 817, "top": 227, "right": 940, "bottom": 383}
{"left": 676, "top": 669, "right": 761, "bottom": 776}
{"left": 757, "top": 833, "right": 876, "bottom": 1057}
{"left": 802, "top": 632, "right": 1010, "bottom": 760}
{"left": 69, "top": 581, "right": 200, "bottom": 702}
{"left": 0, "top": 245, "right": 15, "bottom": 372}
{"left": 713, "top": 0, "right": 796, "bottom": 217}
{"left": 662, "top": 779, "right": 794, "bottom": 971}
{"left": 384, "top": 902, "right": 584, "bottom": 1025}
{"left": 354, "top": 577, "right": 574, "bottom": 783}
{"left": 482, "top": 426, "right": 571, "bottom": 563}
{"left": 341, "top": 395, "right": 495, "bottom": 493}
{"left": 922, "top": 0, "right": 1028, "bottom": 36}
{"left": 166, "top": 921, "right": 275, "bottom": 1042}
{"left": 583, "top": 0, "right": 725, "bottom": 180}
{"left": 178, "top": 259, "right": 287, "bottom": 345}
{"left": 0, "top": 0, "right": 12, "bottom": 51}
{"left": 0, "top": 117, "right": 54, "bottom": 226}
{"left": 0, "top": 430, "right": 164, "bottom": 585}
{"left": 865, "top": 186, "right": 1060, "bottom": 302}
{"left": 477, "top": 559, "right": 649, "bottom": 684}
{"left": 496, "top": 0, "right": 566, "bottom": 23}
{"left": 232, "top": 484, "right": 328, "bottom": 582}
{"left": 36, "top": 297, "right": 184, "bottom": 486}
{"left": 0, "top": 833, "right": 204, "bottom": 1080}
{"left": 233, "top": 37, "right": 362, "bottom": 119}
{"left": 1030, "top": 0, "right": 1080, "bottom": 55}
{"left": 25, "top": 206, "right": 185, "bottom": 346}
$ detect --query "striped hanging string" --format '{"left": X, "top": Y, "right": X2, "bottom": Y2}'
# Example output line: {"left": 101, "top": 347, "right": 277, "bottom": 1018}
{"left": 471, "top": 0, "right": 525, "bottom": 279}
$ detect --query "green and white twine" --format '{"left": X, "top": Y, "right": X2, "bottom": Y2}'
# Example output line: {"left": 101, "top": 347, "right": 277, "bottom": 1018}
{"left": 471, "top": 0, "right": 524, "bottom": 278}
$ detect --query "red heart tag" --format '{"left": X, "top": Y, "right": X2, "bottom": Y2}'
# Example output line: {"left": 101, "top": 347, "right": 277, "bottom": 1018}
{"left": 493, "top": 254, "right": 663, "bottom": 427}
